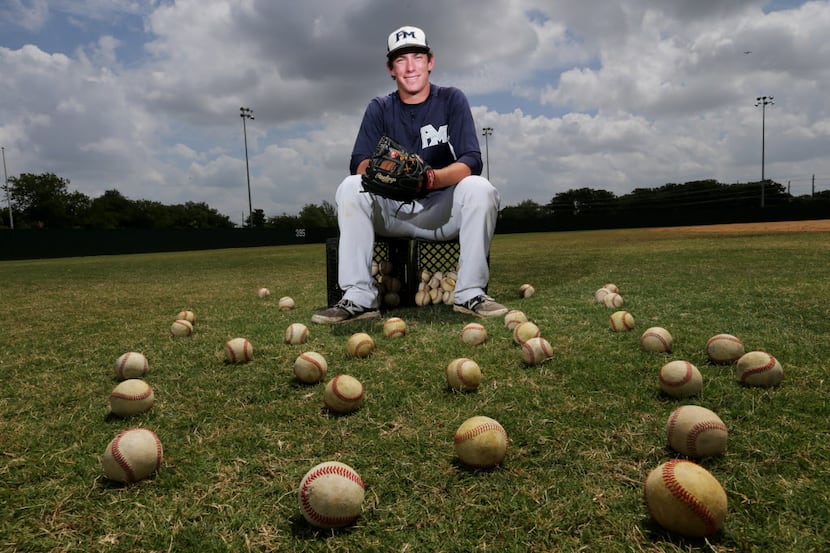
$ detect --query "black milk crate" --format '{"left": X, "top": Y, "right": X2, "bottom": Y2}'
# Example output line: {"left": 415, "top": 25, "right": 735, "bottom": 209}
{"left": 326, "top": 237, "right": 412, "bottom": 307}
{"left": 411, "top": 239, "right": 461, "bottom": 275}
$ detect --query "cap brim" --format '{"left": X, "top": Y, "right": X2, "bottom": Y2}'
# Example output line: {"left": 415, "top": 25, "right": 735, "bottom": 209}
{"left": 387, "top": 45, "right": 431, "bottom": 60}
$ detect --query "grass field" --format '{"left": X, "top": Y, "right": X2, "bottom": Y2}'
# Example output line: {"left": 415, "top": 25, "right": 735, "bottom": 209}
{"left": 1, "top": 223, "right": 829, "bottom": 552}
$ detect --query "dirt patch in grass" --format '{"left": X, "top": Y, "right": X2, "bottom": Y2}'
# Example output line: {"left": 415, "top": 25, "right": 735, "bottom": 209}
{"left": 646, "top": 219, "right": 830, "bottom": 234}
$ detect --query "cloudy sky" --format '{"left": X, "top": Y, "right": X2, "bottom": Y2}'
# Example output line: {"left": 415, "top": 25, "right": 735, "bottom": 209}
{"left": 1, "top": 0, "right": 828, "bottom": 224}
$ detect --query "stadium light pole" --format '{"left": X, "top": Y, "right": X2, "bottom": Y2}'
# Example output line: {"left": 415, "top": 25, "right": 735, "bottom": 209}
{"left": 755, "top": 95, "right": 774, "bottom": 208}
{"left": 240, "top": 107, "right": 254, "bottom": 227}
{"left": 481, "top": 127, "right": 493, "bottom": 180}
{"left": 1, "top": 146, "right": 12, "bottom": 229}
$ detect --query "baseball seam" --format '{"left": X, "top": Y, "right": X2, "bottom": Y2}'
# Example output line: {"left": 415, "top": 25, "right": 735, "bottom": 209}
{"left": 110, "top": 431, "right": 136, "bottom": 482}
{"left": 332, "top": 376, "right": 364, "bottom": 402}
{"left": 642, "top": 332, "right": 670, "bottom": 351}
{"left": 300, "top": 465, "right": 364, "bottom": 526}
{"left": 454, "top": 422, "right": 508, "bottom": 444}
{"left": 662, "top": 460, "right": 719, "bottom": 536}
{"left": 659, "top": 362, "right": 693, "bottom": 387}
{"left": 455, "top": 361, "right": 475, "bottom": 387}
{"left": 686, "top": 421, "right": 728, "bottom": 457}
{"left": 111, "top": 387, "right": 152, "bottom": 401}
{"left": 740, "top": 354, "right": 777, "bottom": 382}
{"left": 299, "top": 353, "right": 324, "bottom": 378}
{"left": 225, "top": 343, "right": 238, "bottom": 363}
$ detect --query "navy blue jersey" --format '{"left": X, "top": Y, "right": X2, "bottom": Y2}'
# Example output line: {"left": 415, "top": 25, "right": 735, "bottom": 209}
{"left": 350, "top": 85, "right": 483, "bottom": 177}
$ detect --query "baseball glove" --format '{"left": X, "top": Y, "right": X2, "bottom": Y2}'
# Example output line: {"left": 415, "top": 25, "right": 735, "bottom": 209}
{"left": 361, "top": 135, "right": 435, "bottom": 202}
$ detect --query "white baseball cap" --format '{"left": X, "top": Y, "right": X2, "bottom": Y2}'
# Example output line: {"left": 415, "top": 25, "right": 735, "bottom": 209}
{"left": 387, "top": 26, "right": 431, "bottom": 59}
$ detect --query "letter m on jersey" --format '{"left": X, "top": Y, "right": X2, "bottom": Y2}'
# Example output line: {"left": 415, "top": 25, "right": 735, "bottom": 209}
{"left": 421, "top": 124, "right": 448, "bottom": 148}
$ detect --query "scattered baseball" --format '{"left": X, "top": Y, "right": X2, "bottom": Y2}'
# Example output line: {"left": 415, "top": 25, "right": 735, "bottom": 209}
{"left": 293, "top": 351, "right": 327, "bottom": 384}
{"left": 609, "top": 311, "right": 635, "bottom": 332}
{"left": 602, "top": 292, "right": 624, "bottom": 308}
{"left": 257, "top": 287, "right": 271, "bottom": 298}
{"left": 594, "top": 287, "right": 611, "bottom": 303}
{"left": 644, "top": 459, "right": 727, "bottom": 538}
{"left": 285, "top": 323, "right": 309, "bottom": 345}
{"left": 735, "top": 351, "right": 783, "bottom": 387}
{"left": 278, "top": 296, "right": 296, "bottom": 311}
{"left": 298, "top": 461, "right": 365, "bottom": 528}
{"left": 224, "top": 337, "right": 253, "bottom": 363}
{"left": 513, "top": 321, "right": 541, "bottom": 345}
{"left": 706, "top": 333, "right": 745, "bottom": 364}
{"left": 666, "top": 405, "right": 728, "bottom": 458}
{"left": 454, "top": 416, "right": 508, "bottom": 469}
{"left": 170, "top": 319, "right": 193, "bottom": 337}
{"left": 109, "top": 379, "right": 155, "bottom": 417}
{"left": 504, "top": 309, "right": 528, "bottom": 330}
{"left": 518, "top": 283, "right": 535, "bottom": 298}
{"left": 113, "top": 352, "right": 148, "bottom": 381}
{"left": 640, "top": 326, "right": 673, "bottom": 353}
{"left": 602, "top": 283, "right": 619, "bottom": 294}
{"left": 101, "top": 428, "right": 163, "bottom": 483}
{"left": 346, "top": 332, "right": 374, "bottom": 358}
{"left": 383, "top": 317, "right": 407, "bottom": 338}
{"left": 414, "top": 289, "right": 431, "bottom": 306}
{"left": 446, "top": 358, "right": 482, "bottom": 392}
{"left": 521, "top": 336, "right": 554, "bottom": 366}
{"left": 658, "top": 360, "right": 703, "bottom": 398}
{"left": 323, "top": 374, "right": 364, "bottom": 414}
{"left": 176, "top": 310, "right": 196, "bottom": 324}
{"left": 461, "top": 322, "right": 488, "bottom": 346}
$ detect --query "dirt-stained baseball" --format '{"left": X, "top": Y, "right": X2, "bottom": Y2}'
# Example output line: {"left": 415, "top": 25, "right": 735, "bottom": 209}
{"left": 521, "top": 337, "right": 553, "bottom": 365}
{"left": 298, "top": 461, "right": 365, "bottom": 528}
{"left": 257, "top": 287, "right": 271, "bottom": 298}
{"left": 176, "top": 310, "right": 196, "bottom": 324}
{"left": 658, "top": 360, "right": 703, "bottom": 398}
{"left": 603, "top": 283, "right": 619, "bottom": 294}
{"left": 102, "top": 428, "right": 163, "bottom": 483}
{"left": 293, "top": 351, "right": 327, "bottom": 384}
{"left": 113, "top": 352, "right": 148, "bottom": 381}
{"left": 735, "top": 351, "right": 783, "bottom": 387}
{"left": 644, "top": 459, "right": 727, "bottom": 538}
{"left": 323, "top": 374, "right": 364, "bottom": 414}
{"left": 224, "top": 337, "right": 253, "bottom": 363}
{"left": 346, "top": 332, "right": 374, "bottom": 358}
{"left": 666, "top": 405, "right": 728, "bottom": 458}
{"left": 170, "top": 319, "right": 193, "bottom": 337}
{"left": 640, "top": 326, "right": 673, "bottom": 353}
{"left": 461, "top": 322, "right": 487, "bottom": 346}
{"left": 446, "top": 358, "right": 482, "bottom": 392}
{"left": 504, "top": 309, "right": 528, "bottom": 330}
{"left": 594, "top": 287, "right": 611, "bottom": 303}
{"left": 383, "top": 317, "right": 407, "bottom": 338}
{"left": 609, "top": 311, "right": 635, "bottom": 332}
{"left": 454, "top": 416, "right": 508, "bottom": 469}
{"left": 109, "top": 379, "right": 154, "bottom": 417}
{"left": 602, "top": 292, "right": 624, "bottom": 308}
{"left": 518, "top": 283, "right": 535, "bottom": 298}
{"left": 414, "top": 289, "right": 430, "bottom": 306}
{"left": 278, "top": 296, "right": 296, "bottom": 311}
{"left": 513, "top": 321, "right": 541, "bottom": 345}
{"left": 285, "top": 323, "right": 309, "bottom": 345}
{"left": 706, "top": 333, "right": 745, "bottom": 364}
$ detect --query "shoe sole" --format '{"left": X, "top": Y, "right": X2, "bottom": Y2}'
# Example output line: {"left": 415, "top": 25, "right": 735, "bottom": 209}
{"left": 311, "top": 310, "right": 380, "bottom": 325}
{"left": 453, "top": 305, "right": 509, "bottom": 318}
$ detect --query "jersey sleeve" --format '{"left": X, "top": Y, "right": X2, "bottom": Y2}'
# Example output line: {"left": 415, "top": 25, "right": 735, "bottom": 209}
{"left": 444, "top": 87, "right": 483, "bottom": 176}
{"left": 349, "top": 97, "right": 387, "bottom": 174}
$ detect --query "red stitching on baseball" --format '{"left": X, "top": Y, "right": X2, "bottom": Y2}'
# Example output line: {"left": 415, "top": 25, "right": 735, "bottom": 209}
{"left": 454, "top": 422, "right": 508, "bottom": 444}
{"left": 686, "top": 420, "right": 728, "bottom": 457}
{"left": 111, "top": 386, "right": 152, "bottom": 401}
{"left": 740, "top": 354, "right": 777, "bottom": 382}
{"left": 662, "top": 460, "right": 719, "bottom": 536}
{"left": 300, "top": 353, "right": 324, "bottom": 377}
{"left": 152, "top": 432, "right": 163, "bottom": 472}
{"left": 706, "top": 334, "right": 743, "bottom": 348}
{"left": 225, "top": 343, "right": 237, "bottom": 363}
{"left": 332, "top": 375, "right": 364, "bottom": 401}
{"left": 300, "top": 464, "right": 364, "bottom": 526}
{"left": 660, "top": 361, "right": 692, "bottom": 387}
{"left": 642, "top": 331, "right": 669, "bottom": 350}
{"left": 111, "top": 431, "right": 136, "bottom": 482}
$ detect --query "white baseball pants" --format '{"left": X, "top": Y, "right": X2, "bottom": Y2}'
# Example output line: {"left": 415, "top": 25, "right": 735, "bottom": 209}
{"left": 335, "top": 174, "right": 500, "bottom": 308}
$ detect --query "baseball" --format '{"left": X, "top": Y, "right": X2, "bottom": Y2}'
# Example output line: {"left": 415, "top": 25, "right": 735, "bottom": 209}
{"left": 446, "top": 358, "right": 482, "bottom": 392}
{"left": 513, "top": 321, "right": 541, "bottom": 345}
{"left": 102, "top": 428, "right": 163, "bottom": 483}
{"left": 324, "top": 374, "right": 364, "bottom": 414}
{"left": 113, "top": 352, "right": 148, "bottom": 380}
{"left": 346, "top": 332, "right": 374, "bottom": 358}
{"left": 666, "top": 405, "right": 728, "bottom": 458}
{"left": 170, "top": 319, "right": 193, "bottom": 337}
{"left": 594, "top": 287, "right": 611, "bottom": 303}
{"left": 454, "top": 416, "right": 508, "bottom": 469}
{"left": 383, "top": 292, "right": 400, "bottom": 307}
{"left": 521, "top": 336, "right": 554, "bottom": 365}
{"left": 285, "top": 323, "right": 309, "bottom": 345}
{"left": 504, "top": 309, "right": 528, "bottom": 330}
{"left": 735, "top": 351, "right": 783, "bottom": 387}
{"left": 257, "top": 287, "right": 271, "bottom": 298}
{"left": 609, "top": 311, "right": 635, "bottom": 332}
{"left": 278, "top": 296, "right": 296, "bottom": 311}
{"left": 603, "top": 283, "right": 619, "bottom": 294}
{"left": 414, "top": 289, "right": 431, "bottom": 306}
{"left": 602, "top": 292, "right": 624, "bottom": 308}
{"left": 224, "top": 337, "right": 253, "bottom": 363}
{"left": 109, "top": 379, "right": 154, "bottom": 417}
{"left": 461, "top": 322, "right": 487, "bottom": 346}
{"left": 293, "top": 351, "right": 327, "bottom": 384}
{"left": 518, "top": 283, "right": 535, "bottom": 298}
{"left": 644, "top": 460, "right": 727, "bottom": 538}
{"left": 383, "top": 317, "right": 407, "bottom": 338}
{"left": 706, "top": 333, "right": 745, "bottom": 364}
{"left": 298, "top": 461, "right": 365, "bottom": 528}
{"left": 379, "top": 260, "right": 394, "bottom": 275}
{"left": 176, "top": 310, "right": 196, "bottom": 324}
{"left": 640, "top": 326, "right": 673, "bottom": 353}
{"left": 658, "top": 360, "right": 703, "bottom": 398}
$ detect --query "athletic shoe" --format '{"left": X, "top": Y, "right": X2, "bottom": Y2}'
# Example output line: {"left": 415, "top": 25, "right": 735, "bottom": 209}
{"left": 311, "top": 299, "right": 380, "bottom": 324}
{"left": 453, "top": 294, "right": 509, "bottom": 318}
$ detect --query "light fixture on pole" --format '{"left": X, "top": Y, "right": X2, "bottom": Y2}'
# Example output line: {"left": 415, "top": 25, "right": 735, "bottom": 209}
{"left": 240, "top": 106, "right": 254, "bottom": 227}
{"left": 755, "top": 95, "right": 773, "bottom": 208}
{"left": 1, "top": 146, "right": 12, "bottom": 229}
{"left": 481, "top": 127, "right": 493, "bottom": 181}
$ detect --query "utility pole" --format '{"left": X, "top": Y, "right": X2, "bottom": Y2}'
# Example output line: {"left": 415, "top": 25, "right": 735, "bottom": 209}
{"left": 240, "top": 107, "right": 254, "bottom": 227}
{"left": 755, "top": 96, "right": 774, "bottom": 208}
{"left": 1, "top": 146, "right": 12, "bottom": 229}
{"left": 481, "top": 127, "right": 493, "bottom": 181}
